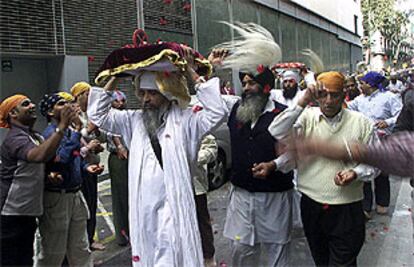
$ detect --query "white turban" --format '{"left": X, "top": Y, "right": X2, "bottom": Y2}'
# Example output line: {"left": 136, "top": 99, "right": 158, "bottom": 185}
{"left": 135, "top": 71, "right": 190, "bottom": 108}
{"left": 138, "top": 71, "right": 159, "bottom": 90}
{"left": 282, "top": 70, "right": 299, "bottom": 82}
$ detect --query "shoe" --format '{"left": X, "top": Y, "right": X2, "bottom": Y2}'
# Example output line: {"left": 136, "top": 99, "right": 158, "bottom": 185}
{"left": 376, "top": 205, "right": 388, "bottom": 215}
{"left": 90, "top": 242, "right": 106, "bottom": 251}
{"left": 363, "top": 210, "right": 372, "bottom": 220}
{"left": 204, "top": 258, "right": 217, "bottom": 267}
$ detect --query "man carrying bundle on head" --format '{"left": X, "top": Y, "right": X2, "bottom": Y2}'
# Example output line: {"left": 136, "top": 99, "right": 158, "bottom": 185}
{"left": 87, "top": 30, "right": 227, "bottom": 267}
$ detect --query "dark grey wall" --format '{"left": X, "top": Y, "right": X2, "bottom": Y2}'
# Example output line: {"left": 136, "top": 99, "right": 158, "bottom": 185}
{"left": 0, "top": 56, "right": 89, "bottom": 143}
{"left": 0, "top": 58, "right": 49, "bottom": 141}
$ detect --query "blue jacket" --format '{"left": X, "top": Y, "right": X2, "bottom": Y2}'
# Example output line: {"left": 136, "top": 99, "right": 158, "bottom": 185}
{"left": 43, "top": 124, "right": 86, "bottom": 190}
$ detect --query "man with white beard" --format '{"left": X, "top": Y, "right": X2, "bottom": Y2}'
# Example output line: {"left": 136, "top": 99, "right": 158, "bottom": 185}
{"left": 87, "top": 50, "right": 227, "bottom": 266}
{"left": 222, "top": 67, "right": 295, "bottom": 267}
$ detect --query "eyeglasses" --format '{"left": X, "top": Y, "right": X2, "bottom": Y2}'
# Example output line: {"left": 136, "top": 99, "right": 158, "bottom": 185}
{"left": 20, "top": 99, "right": 33, "bottom": 107}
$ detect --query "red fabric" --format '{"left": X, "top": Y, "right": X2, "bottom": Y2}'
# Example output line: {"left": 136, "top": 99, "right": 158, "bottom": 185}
{"left": 96, "top": 42, "right": 206, "bottom": 78}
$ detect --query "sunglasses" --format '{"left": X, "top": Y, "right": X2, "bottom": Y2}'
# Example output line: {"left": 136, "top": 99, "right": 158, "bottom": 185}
{"left": 55, "top": 100, "right": 68, "bottom": 106}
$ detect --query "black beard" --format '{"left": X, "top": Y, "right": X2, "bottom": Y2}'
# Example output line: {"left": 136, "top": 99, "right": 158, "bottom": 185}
{"left": 347, "top": 89, "right": 360, "bottom": 101}
{"left": 283, "top": 87, "right": 298, "bottom": 99}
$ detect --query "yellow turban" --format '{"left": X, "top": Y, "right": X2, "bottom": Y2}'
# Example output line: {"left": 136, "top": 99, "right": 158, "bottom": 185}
{"left": 70, "top": 82, "right": 91, "bottom": 98}
{"left": 317, "top": 71, "right": 345, "bottom": 92}
{"left": 57, "top": 92, "right": 74, "bottom": 102}
{"left": 0, "top": 94, "right": 28, "bottom": 128}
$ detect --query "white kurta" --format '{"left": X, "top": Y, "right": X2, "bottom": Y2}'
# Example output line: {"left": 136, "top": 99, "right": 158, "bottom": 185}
{"left": 87, "top": 78, "right": 227, "bottom": 267}
{"left": 270, "top": 88, "right": 306, "bottom": 107}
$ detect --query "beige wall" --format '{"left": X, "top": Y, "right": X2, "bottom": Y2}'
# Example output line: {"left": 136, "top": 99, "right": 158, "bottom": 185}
{"left": 290, "top": 0, "right": 363, "bottom": 35}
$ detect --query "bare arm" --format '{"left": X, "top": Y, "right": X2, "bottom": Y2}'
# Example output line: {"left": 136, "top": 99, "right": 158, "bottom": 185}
{"left": 27, "top": 106, "right": 75, "bottom": 162}
{"left": 295, "top": 132, "right": 414, "bottom": 177}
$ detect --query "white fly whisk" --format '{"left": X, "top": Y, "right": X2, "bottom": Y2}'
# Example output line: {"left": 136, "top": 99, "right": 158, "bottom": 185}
{"left": 213, "top": 21, "right": 282, "bottom": 74}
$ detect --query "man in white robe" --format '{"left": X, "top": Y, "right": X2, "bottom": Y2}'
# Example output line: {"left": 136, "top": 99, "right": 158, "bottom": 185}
{"left": 270, "top": 70, "right": 305, "bottom": 107}
{"left": 87, "top": 66, "right": 227, "bottom": 266}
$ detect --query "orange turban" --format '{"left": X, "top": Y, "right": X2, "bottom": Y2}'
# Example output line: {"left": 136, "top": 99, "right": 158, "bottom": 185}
{"left": 0, "top": 94, "right": 28, "bottom": 128}
{"left": 70, "top": 82, "right": 91, "bottom": 98}
{"left": 317, "top": 71, "right": 345, "bottom": 92}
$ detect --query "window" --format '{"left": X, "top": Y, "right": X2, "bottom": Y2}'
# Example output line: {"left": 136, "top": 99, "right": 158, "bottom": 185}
{"left": 354, "top": 15, "right": 358, "bottom": 35}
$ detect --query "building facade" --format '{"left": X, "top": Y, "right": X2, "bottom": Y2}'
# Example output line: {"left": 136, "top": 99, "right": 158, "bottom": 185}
{"left": 0, "top": 0, "right": 363, "bottom": 139}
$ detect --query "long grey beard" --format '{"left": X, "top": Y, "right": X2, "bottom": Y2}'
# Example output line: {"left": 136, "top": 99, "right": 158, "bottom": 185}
{"left": 142, "top": 100, "right": 170, "bottom": 140}
{"left": 236, "top": 93, "right": 268, "bottom": 124}
{"left": 142, "top": 108, "right": 163, "bottom": 140}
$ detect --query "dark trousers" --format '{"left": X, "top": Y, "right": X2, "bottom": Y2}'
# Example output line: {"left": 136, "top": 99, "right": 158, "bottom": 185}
{"left": 195, "top": 194, "right": 215, "bottom": 259}
{"left": 0, "top": 215, "right": 37, "bottom": 266}
{"left": 81, "top": 173, "right": 98, "bottom": 244}
{"left": 363, "top": 172, "right": 390, "bottom": 212}
{"left": 301, "top": 194, "right": 365, "bottom": 266}
{"left": 108, "top": 153, "right": 129, "bottom": 245}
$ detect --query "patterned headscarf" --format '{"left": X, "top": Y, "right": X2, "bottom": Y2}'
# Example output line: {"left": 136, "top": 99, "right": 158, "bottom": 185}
{"left": 360, "top": 71, "right": 387, "bottom": 91}
{"left": 0, "top": 94, "right": 28, "bottom": 128}
{"left": 111, "top": 90, "right": 127, "bottom": 102}
{"left": 39, "top": 92, "right": 74, "bottom": 117}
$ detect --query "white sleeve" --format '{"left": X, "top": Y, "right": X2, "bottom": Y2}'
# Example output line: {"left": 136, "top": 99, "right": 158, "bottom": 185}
{"left": 268, "top": 105, "right": 304, "bottom": 140}
{"left": 274, "top": 152, "right": 296, "bottom": 173}
{"left": 354, "top": 131, "right": 380, "bottom": 182}
{"left": 384, "top": 94, "right": 403, "bottom": 127}
{"left": 197, "top": 135, "right": 218, "bottom": 166}
{"left": 347, "top": 98, "right": 359, "bottom": 111}
{"left": 304, "top": 72, "right": 316, "bottom": 86}
{"left": 186, "top": 77, "right": 228, "bottom": 141}
{"left": 87, "top": 86, "right": 135, "bottom": 148}
{"left": 221, "top": 94, "right": 241, "bottom": 111}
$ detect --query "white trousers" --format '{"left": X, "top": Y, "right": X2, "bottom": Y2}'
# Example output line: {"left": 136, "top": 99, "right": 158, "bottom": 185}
{"left": 230, "top": 241, "right": 289, "bottom": 267}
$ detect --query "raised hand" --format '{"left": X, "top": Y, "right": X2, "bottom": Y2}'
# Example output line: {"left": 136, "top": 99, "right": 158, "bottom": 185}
{"left": 207, "top": 48, "right": 229, "bottom": 66}
{"left": 58, "top": 105, "right": 74, "bottom": 130}
{"left": 180, "top": 44, "right": 196, "bottom": 70}
{"left": 298, "top": 81, "right": 327, "bottom": 107}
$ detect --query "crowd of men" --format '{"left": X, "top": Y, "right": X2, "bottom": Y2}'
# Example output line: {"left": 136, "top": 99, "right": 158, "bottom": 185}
{"left": 1, "top": 25, "right": 414, "bottom": 267}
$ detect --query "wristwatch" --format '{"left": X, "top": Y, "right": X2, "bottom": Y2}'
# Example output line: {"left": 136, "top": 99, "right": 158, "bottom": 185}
{"left": 55, "top": 127, "right": 64, "bottom": 135}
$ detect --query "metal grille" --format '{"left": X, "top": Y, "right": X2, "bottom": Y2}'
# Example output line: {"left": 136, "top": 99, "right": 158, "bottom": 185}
{"left": 0, "top": 0, "right": 64, "bottom": 55}
{"left": 0, "top": 0, "right": 192, "bottom": 108}
{"left": 61, "top": 0, "right": 138, "bottom": 86}
{"left": 143, "top": 0, "right": 193, "bottom": 35}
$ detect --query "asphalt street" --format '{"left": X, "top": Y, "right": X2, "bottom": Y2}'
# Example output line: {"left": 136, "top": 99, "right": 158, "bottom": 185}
{"left": 93, "top": 176, "right": 413, "bottom": 267}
